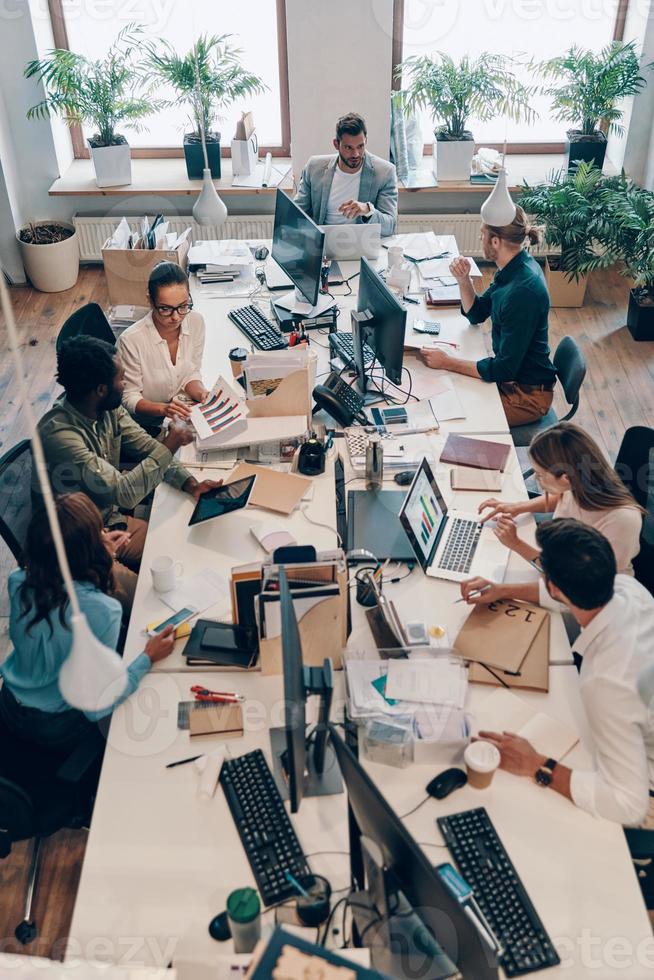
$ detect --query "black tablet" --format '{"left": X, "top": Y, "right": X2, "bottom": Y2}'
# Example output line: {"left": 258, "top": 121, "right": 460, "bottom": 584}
{"left": 188, "top": 475, "right": 256, "bottom": 526}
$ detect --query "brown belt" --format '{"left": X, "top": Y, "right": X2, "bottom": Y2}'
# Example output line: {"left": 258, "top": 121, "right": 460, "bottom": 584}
{"left": 501, "top": 381, "right": 555, "bottom": 393}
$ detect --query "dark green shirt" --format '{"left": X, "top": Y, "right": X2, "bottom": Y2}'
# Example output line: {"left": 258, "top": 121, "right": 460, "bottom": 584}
{"left": 37, "top": 396, "right": 191, "bottom": 526}
{"left": 464, "top": 250, "right": 557, "bottom": 386}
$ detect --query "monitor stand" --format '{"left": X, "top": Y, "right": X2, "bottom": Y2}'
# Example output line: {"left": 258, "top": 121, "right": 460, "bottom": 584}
{"left": 274, "top": 287, "right": 336, "bottom": 317}
{"left": 269, "top": 727, "right": 342, "bottom": 801}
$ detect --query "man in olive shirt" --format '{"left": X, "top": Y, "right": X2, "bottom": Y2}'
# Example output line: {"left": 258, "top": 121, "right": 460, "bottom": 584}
{"left": 38, "top": 337, "right": 218, "bottom": 600}
{"left": 420, "top": 205, "right": 556, "bottom": 426}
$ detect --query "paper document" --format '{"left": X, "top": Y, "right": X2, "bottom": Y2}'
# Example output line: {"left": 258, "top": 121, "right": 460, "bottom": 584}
{"left": 190, "top": 376, "right": 249, "bottom": 446}
{"left": 344, "top": 659, "right": 415, "bottom": 717}
{"left": 232, "top": 161, "right": 291, "bottom": 188}
{"left": 474, "top": 688, "right": 579, "bottom": 760}
{"left": 159, "top": 568, "right": 230, "bottom": 616}
{"left": 429, "top": 376, "right": 466, "bottom": 421}
{"left": 385, "top": 657, "right": 468, "bottom": 707}
{"left": 419, "top": 255, "right": 482, "bottom": 280}
{"left": 382, "top": 231, "right": 458, "bottom": 263}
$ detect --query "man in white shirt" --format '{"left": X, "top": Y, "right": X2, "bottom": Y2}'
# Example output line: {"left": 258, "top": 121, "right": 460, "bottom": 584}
{"left": 464, "top": 519, "right": 654, "bottom": 827}
{"left": 294, "top": 113, "right": 397, "bottom": 237}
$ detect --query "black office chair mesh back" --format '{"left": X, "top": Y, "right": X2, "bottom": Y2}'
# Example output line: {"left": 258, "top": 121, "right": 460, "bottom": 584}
{"left": 0, "top": 439, "right": 33, "bottom": 565}
{"left": 56, "top": 302, "right": 115, "bottom": 353}
{"left": 615, "top": 426, "right": 654, "bottom": 596}
{"left": 553, "top": 336, "right": 586, "bottom": 421}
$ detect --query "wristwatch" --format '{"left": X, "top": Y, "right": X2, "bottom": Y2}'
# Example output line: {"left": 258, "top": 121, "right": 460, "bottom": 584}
{"left": 361, "top": 202, "right": 374, "bottom": 222}
{"left": 535, "top": 758, "right": 557, "bottom": 787}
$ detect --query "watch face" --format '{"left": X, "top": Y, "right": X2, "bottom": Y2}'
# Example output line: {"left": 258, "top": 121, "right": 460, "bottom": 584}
{"left": 536, "top": 769, "right": 552, "bottom": 786}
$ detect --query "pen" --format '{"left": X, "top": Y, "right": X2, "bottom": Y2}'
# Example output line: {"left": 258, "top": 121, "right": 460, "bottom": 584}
{"left": 403, "top": 295, "right": 419, "bottom": 304}
{"left": 453, "top": 585, "right": 492, "bottom": 604}
{"left": 165, "top": 754, "right": 204, "bottom": 769}
{"left": 191, "top": 685, "right": 244, "bottom": 700}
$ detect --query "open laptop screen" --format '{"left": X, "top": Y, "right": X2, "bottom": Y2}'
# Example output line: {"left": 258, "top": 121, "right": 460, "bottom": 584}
{"left": 398, "top": 458, "right": 448, "bottom": 570}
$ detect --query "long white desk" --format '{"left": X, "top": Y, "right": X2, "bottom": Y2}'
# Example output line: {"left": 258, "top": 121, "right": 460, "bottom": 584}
{"left": 67, "top": 251, "right": 652, "bottom": 976}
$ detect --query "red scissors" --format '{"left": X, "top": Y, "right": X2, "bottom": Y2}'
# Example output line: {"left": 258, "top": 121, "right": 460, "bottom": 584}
{"left": 191, "top": 685, "right": 243, "bottom": 704}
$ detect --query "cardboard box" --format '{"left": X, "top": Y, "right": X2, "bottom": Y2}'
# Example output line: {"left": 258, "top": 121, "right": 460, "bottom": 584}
{"left": 101, "top": 238, "right": 190, "bottom": 306}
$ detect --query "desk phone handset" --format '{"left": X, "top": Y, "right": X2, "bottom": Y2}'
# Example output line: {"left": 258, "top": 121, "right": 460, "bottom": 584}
{"left": 312, "top": 371, "right": 368, "bottom": 427}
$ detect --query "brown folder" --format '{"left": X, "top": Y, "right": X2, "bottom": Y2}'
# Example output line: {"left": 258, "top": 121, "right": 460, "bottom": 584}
{"left": 189, "top": 702, "right": 244, "bottom": 737}
{"left": 440, "top": 433, "right": 511, "bottom": 472}
{"left": 454, "top": 599, "right": 550, "bottom": 692}
{"left": 226, "top": 463, "right": 311, "bottom": 515}
{"left": 245, "top": 369, "right": 311, "bottom": 418}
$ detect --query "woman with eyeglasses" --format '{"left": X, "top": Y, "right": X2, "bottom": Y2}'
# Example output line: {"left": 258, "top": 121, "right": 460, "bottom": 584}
{"left": 461, "top": 423, "right": 643, "bottom": 607}
{"left": 118, "top": 262, "right": 208, "bottom": 435}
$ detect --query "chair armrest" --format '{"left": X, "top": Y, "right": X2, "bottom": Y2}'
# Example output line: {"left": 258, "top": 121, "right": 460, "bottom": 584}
{"left": 56, "top": 732, "right": 105, "bottom": 783}
{"left": 624, "top": 827, "right": 654, "bottom": 859}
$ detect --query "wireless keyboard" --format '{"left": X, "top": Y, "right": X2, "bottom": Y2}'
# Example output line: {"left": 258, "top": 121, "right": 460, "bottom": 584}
{"left": 438, "top": 808, "right": 560, "bottom": 977}
{"left": 329, "top": 331, "right": 374, "bottom": 369}
{"left": 228, "top": 304, "right": 288, "bottom": 351}
{"left": 220, "top": 749, "right": 312, "bottom": 907}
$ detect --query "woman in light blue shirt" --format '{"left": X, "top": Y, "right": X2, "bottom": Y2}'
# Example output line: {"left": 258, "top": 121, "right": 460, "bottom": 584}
{"left": 0, "top": 493, "right": 174, "bottom": 749}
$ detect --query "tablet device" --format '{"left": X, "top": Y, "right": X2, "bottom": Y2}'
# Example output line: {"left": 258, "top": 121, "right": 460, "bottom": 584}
{"left": 188, "top": 475, "right": 256, "bottom": 526}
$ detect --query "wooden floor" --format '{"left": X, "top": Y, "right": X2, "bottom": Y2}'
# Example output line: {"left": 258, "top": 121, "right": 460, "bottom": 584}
{"left": 0, "top": 264, "right": 653, "bottom": 960}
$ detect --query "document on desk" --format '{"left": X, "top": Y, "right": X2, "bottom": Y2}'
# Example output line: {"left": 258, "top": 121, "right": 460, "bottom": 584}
{"left": 159, "top": 568, "right": 230, "bottom": 616}
{"left": 344, "top": 659, "right": 414, "bottom": 717}
{"left": 429, "top": 376, "right": 466, "bottom": 421}
{"left": 385, "top": 658, "right": 468, "bottom": 707}
{"left": 382, "top": 231, "right": 457, "bottom": 262}
{"left": 419, "top": 255, "right": 482, "bottom": 280}
{"left": 474, "top": 688, "right": 579, "bottom": 760}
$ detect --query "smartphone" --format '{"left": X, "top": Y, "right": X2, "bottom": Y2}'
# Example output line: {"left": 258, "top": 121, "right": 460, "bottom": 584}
{"left": 413, "top": 319, "right": 441, "bottom": 335}
{"left": 147, "top": 606, "right": 198, "bottom": 637}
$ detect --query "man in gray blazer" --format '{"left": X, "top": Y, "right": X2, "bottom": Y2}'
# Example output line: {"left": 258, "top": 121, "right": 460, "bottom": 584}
{"left": 294, "top": 113, "right": 397, "bottom": 238}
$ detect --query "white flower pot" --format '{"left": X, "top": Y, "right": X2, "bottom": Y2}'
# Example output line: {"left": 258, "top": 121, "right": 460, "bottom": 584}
{"left": 432, "top": 138, "right": 475, "bottom": 182}
{"left": 89, "top": 141, "right": 132, "bottom": 187}
{"left": 17, "top": 221, "right": 79, "bottom": 292}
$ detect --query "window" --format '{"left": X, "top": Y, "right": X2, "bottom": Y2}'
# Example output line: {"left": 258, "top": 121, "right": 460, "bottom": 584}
{"left": 394, "top": 0, "right": 629, "bottom": 151}
{"left": 47, "top": 0, "right": 290, "bottom": 157}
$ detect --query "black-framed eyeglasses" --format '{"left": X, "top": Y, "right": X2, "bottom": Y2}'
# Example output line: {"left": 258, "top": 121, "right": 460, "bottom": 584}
{"left": 155, "top": 301, "right": 193, "bottom": 318}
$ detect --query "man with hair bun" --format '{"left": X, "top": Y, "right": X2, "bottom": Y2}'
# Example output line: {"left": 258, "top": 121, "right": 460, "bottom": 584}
{"left": 420, "top": 177, "right": 557, "bottom": 426}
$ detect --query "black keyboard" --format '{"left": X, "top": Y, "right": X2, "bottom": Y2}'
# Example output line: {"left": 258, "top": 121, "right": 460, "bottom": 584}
{"left": 438, "top": 808, "right": 560, "bottom": 977}
{"left": 228, "top": 304, "right": 288, "bottom": 351}
{"left": 329, "top": 331, "right": 374, "bottom": 369}
{"left": 438, "top": 517, "right": 482, "bottom": 574}
{"left": 220, "top": 749, "right": 312, "bottom": 907}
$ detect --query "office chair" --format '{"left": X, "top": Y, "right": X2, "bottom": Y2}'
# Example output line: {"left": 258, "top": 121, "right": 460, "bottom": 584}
{"left": 624, "top": 659, "right": 654, "bottom": 909}
{"left": 0, "top": 439, "right": 33, "bottom": 565}
{"left": 56, "top": 302, "right": 115, "bottom": 353}
{"left": 510, "top": 336, "right": 587, "bottom": 448}
{"left": 615, "top": 426, "right": 654, "bottom": 597}
{"left": 0, "top": 716, "right": 104, "bottom": 943}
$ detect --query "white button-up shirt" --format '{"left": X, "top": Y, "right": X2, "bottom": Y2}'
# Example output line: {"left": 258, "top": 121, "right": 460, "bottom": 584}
{"left": 118, "top": 310, "right": 205, "bottom": 417}
{"left": 568, "top": 575, "right": 654, "bottom": 826}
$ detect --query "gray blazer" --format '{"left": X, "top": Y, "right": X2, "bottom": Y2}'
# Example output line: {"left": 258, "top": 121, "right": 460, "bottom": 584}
{"left": 294, "top": 152, "right": 398, "bottom": 237}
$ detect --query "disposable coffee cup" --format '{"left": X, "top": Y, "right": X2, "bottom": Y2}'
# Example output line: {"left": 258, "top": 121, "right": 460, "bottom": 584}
{"left": 228, "top": 346, "right": 248, "bottom": 379}
{"left": 464, "top": 740, "right": 500, "bottom": 789}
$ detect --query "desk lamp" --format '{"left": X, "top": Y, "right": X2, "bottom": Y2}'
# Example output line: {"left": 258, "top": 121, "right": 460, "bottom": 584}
{"left": 0, "top": 273, "right": 128, "bottom": 711}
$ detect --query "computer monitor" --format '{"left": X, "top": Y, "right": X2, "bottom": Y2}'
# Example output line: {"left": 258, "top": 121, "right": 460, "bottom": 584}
{"left": 353, "top": 256, "right": 406, "bottom": 397}
{"left": 269, "top": 567, "right": 343, "bottom": 813}
{"left": 271, "top": 189, "right": 325, "bottom": 309}
{"left": 328, "top": 724, "right": 499, "bottom": 980}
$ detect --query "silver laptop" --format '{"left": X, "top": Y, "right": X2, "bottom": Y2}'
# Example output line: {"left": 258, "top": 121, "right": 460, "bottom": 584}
{"left": 398, "top": 457, "right": 510, "bottom": 584}
{"left": 319, "top": 223, "right": 382, "bottom": 261}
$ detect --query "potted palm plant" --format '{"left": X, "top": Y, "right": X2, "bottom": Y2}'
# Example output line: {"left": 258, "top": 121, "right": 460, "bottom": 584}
{"left": 596, "top": 173, "right": 654, "bottom": 340}
{"left": 536, "top": 40, "right": 653, "bottom": 174}
{"left": 519, "top": 162, "right": 618, "bottom": 307}
{"left": 145, "top": 34, "right": 265, "bottom": 181}
{"left": 397, "top": 52, "right": 536, "bottom": 182}
{"left": 25, "top": 24, "right": 159, "bottom": 188}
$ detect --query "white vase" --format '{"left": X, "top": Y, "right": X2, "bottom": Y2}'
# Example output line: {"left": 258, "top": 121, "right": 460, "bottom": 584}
{"left": 432, "top": 138, "right": 475, "bottom": 182}
{"left": 89, "top": 141, "right": 132, "bottom": 187}
{"left": 17, "top": 221, "right": 79, "bottom": 292}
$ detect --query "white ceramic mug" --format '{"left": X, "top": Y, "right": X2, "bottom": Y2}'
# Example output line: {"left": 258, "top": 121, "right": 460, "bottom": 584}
{"left": 387, "top": 245, "right": 404, "bottom": 271}
{"left": 151, "top": 555, "right": 183, "bottom": 594}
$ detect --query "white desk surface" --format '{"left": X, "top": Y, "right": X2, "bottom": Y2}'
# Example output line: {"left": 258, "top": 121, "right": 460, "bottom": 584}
{"left": 68, "top": 669, "right": 653, "bottom": 977}
{"left": 67, "top": 247, "right": 651, "bottom": 976}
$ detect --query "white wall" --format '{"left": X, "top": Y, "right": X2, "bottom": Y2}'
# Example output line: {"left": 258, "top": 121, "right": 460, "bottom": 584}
{"left": 619, "top": 1, "right": 654, "bottom": 189}
{"left": 285, "top": 0, "right": 393, "bottom": 179}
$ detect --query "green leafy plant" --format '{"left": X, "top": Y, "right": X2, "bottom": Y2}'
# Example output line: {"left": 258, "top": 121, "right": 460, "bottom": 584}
{"left": 519, "top": 162, "right": 619, "bottom": 281}
{"left": 25, "top": 24, "right": 158, "bottom": 147}
{"left": 144, "top": 34, "right": 266, "bottom": 141}
{"left": 536, "top": 40, "right": 653, "bottom": 139}
{"left": 596, "top": 173, "right": 654, "bottom": 298}
{"left": 396, "top": 52, "right": 536, "bottom": 140}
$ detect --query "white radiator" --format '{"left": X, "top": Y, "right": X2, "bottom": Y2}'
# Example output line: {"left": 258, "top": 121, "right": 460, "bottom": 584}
{"left": 73, "top": 212, "right": 550, "bottom": 262}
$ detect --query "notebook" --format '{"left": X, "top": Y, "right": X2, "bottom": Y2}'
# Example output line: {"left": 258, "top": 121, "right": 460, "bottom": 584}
{"left": 473, "top": 688, "right": 579, "bottom": 760}
{"left": 440, "top": 433, "right": 511, "bottom": 472}
{"left": 188, "top": 702, "right": 244, "bottom": 738}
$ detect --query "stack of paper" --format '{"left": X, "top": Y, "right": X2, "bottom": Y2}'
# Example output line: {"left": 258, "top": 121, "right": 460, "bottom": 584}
{"left": 344, "top": 658, "right": 416, "bottom": 719}
{"left": 244, "top": 347, "right": 310, "bottom": 400}
{"left": 188, "top": 239, "right": 254, "bottom": 278}
{"left": 383, "top": 231, "right": 457, "bottom": 263}
{"left": 385, "top": 657, "right": 468, "bottom": 708}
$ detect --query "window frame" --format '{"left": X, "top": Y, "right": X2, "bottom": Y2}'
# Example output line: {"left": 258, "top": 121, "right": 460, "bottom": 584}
{"left": 392, "top": 0, "right": 631, "bottom": 155}
{"left": 46, "top": 0, "right": 291, "bottom": 159}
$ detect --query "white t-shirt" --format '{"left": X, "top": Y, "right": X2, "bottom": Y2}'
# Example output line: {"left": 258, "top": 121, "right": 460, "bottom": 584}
{"left": 324, "top": 166, "right": 363, "bottom": 224}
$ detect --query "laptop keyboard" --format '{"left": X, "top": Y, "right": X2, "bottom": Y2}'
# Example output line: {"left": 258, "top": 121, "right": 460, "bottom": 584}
{"left": 437, "top": 518, "right": 483, "bottom": 574}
